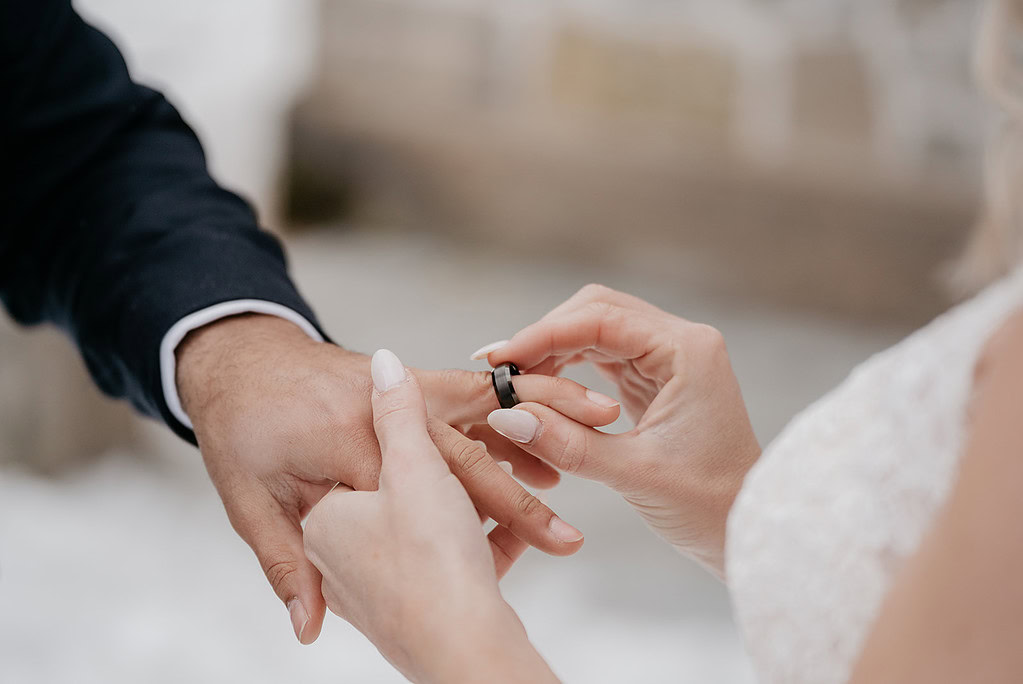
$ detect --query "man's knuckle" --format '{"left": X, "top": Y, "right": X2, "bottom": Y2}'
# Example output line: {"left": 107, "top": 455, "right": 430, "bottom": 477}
{"left": 448, "top": 440, "right": 490, "bottom": 478}
{"left": 471, "top": 370, "right": 497, "bottom": 404}
{"left": 263, "top": 557, "right": 300, "bottom": 592}
{"left": 513, "top": 491, "right": 547, "bottom": 521}
{"left": 438, "top": 368, "right": 494, "bottom": 406}
{"left": 226, "top": 510, "right": 255, "bottom": 541}
{"left": 577, "top": 283, "right": 612, "bottom": 301}
{"left": 445, "top": 367, "right": 487, "bottom": 393}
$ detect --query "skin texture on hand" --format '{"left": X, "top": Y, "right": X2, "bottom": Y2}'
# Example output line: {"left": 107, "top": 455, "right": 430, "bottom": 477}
{"left": 481, "top": 285, "right": 762, "bottom": 575}
{"left": 849, "top": 309, "right": 1023, "bottom": 682}
{"left": 304, "top": 350, "right": 559, "bottom": 684}
{"left": 175, "top": 314, "right": 613, "bottom": 643}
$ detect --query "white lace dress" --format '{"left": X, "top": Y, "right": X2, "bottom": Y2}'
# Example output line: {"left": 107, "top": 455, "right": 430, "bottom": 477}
{"left": 725, "top": 264, "right": 1023, "bottom": 684}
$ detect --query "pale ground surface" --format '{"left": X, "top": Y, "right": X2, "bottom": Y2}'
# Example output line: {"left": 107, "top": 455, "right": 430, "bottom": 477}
{"left": 0, "top": 229, "right": 912, "bottom": 683}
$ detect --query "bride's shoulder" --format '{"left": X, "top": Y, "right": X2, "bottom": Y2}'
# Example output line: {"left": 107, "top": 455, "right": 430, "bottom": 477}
{"left": 974, "top": 307, "right": 1023, "bottom": 388}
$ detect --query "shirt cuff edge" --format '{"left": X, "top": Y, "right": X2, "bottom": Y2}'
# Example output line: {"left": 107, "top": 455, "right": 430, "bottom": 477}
{"left": 159, "top": 300, "right": 325, "bottom": 430}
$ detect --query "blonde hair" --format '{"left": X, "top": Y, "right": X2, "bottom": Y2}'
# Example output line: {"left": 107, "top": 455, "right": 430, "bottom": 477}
{"left": 949, "top": 0, "right": 1023, "bottom": 295}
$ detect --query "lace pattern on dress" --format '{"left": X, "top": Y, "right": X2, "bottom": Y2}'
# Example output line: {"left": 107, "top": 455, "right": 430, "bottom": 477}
{"left": 726, "top": 265, "right": 1023, "bottom": 684}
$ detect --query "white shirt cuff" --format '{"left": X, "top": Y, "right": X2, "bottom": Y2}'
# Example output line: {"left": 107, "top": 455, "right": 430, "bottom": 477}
{"left": 159, "top": 299, "right": 325, "bottom": 430}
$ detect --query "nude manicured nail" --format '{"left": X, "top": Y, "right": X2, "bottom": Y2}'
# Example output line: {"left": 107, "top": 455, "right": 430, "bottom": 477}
{"left": 549, "top": 517, "right": 584, "bottom": 543}
{"left": 498, "top": 460, "right": 514, "bottom": 476}
{"left": 287, "top": 598, "right": 310, "bottom": 644}
{"left": 488, "top": 409, "right": 540, "bottom": 444}
{"left": 470, "top": 340, "right": 509, "bottom": 361}
{"left": 371, "top": 349, "right": 406, "bottom": 392}
{"left": 586, "top": 389, "right": 619, "bottom": 408}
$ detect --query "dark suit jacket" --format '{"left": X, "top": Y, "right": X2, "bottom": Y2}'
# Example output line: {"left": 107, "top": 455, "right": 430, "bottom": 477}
{"left": 0, "top": 0, "right": 324, "bottom": 443}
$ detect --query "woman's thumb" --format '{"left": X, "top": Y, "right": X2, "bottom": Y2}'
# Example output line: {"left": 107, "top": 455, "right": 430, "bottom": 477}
{"left": 370, "top": 349, "right": 447, "bottom": 484}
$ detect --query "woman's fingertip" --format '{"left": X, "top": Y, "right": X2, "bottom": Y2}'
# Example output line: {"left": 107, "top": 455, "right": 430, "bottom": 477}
{"left": 488, "top": 409, "right": 541, "bottom": 444}
{"left": 549, "top": 517, "right": 584, "bottom": 543}
{"left": 470, "top": 340, "right": 509, "bottom": 361}
{"left": 371, "top": 349, "right": 407, "bottom": 393}
{"left": 585, "top": 389, "right": 620, "bottom": 409}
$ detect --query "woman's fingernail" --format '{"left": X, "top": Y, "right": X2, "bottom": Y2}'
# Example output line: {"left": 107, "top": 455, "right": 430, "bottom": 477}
{"left": 371, "top": 349, "right": 407, "bottom": 392}
{"left": 487, "top": 409, "right": 541, "bottom": 444}
{"left": 498, "top": 460, "right": 514, "bottom": 476}
{"left": 549, "top": 517, "right": 584, "bottom": 543}
{"left": 287, "top": 598, "right": 310, "bottom": 644}
{"left": 470, "top": 340, "right": 509, "bottom": 361}
{"left": 586, "top": 389, "right": 620, "bottom": 408}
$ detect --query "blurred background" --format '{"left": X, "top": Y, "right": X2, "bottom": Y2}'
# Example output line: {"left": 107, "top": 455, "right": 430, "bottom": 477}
{"left": 0, "top": 0, "right": 989, "bottom": 681}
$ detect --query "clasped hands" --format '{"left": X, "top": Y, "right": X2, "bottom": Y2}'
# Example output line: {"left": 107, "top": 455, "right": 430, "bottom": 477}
{"left": 177, "top": 285, "right": 761, "bottom": 682}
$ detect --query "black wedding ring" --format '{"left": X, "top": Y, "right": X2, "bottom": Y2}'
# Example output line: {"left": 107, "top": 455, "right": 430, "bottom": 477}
{"left": 491, "top": 363, "right": 521, "bottom": 409}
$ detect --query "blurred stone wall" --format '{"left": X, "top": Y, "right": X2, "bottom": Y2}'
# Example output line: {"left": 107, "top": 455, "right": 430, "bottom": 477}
{"left": 290, "top": 0, "right": 986, "bottom": 323}
{"left": 77, "top": 0, "right": 320, "bottom": 228}
{"left": 2, "top": 0, "right": 985, "bottom": 470}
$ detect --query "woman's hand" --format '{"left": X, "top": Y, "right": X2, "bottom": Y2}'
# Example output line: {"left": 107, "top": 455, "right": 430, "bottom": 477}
{"left": 304, "top": 350, "right": 559, "bottom": 684}
{"left": 477, "top": 285, "right": 761, "bottom": 574}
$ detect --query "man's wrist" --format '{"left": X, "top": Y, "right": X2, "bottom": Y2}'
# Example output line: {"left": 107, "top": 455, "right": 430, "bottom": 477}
{"left": 174, "top": 313, "right": 319, "bottom": 426}
{"left": 162, "top": 301, "right": 325, "bottom": 432}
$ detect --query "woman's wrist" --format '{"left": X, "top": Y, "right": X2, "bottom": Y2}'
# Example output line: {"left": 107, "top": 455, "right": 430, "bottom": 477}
{"left": 665, "top": 435, "right": 762, "bottom": 577}
{"left": 408, "top": 596, "right": 557, "bottom": 684}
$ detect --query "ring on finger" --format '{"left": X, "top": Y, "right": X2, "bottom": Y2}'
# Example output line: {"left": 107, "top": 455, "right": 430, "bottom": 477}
{"left": 491, "top": 363, "right": 521, "bottom": 409}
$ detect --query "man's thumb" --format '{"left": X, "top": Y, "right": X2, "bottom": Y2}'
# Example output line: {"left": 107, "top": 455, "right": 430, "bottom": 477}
{"left": 235, "top": 499, "right": 326, "bottom": 645}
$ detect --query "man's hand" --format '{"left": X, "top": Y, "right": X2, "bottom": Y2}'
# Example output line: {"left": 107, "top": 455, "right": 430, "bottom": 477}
{"left": 175, "top": 314, "right": 618, "bottom": 644}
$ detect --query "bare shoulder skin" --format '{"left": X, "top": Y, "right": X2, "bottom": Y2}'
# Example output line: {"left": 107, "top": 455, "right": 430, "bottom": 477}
{"left": 851, "top": 309, "right": 1023, "bottom": 682}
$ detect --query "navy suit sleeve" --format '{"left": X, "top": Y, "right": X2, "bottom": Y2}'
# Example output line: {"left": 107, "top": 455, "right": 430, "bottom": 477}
{"left": 0, "top": 0, "right": 326, "bottom": 444}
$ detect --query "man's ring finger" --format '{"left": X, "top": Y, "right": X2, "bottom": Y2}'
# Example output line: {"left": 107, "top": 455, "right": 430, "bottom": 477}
{"left": 491, "top": 363, "right": 521, "bottom": 409}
